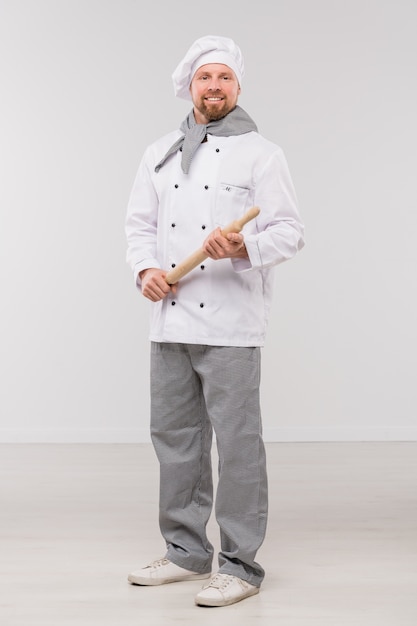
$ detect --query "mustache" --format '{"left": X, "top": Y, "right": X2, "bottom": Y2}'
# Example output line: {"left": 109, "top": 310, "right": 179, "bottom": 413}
{"left": 203, "top": 90, "right": 224, "bottom": 96}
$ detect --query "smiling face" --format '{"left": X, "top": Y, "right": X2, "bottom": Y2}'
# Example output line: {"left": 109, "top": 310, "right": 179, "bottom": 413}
{"left": 189, "top": 63, "right": 241, "bottom": 124}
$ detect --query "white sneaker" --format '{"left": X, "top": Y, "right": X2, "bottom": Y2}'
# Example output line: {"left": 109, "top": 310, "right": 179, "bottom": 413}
{"left": 128, "top": 558, "right": 211, "bottom": 586}
{"left": 195, "top": 573, "right": 260, "bottom": 607}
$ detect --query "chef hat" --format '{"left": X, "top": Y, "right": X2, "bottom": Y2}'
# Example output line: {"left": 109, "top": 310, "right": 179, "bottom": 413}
{"left": 172, "top": 35, "right": 244, "bottom": 100}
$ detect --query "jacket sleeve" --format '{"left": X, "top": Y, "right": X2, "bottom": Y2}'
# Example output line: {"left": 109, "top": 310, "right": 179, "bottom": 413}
{"left": 125, "top": 150, "right": 160, "bottom": 287}
{"left": 232, "top": 147, "right": 305, "bottom": 272}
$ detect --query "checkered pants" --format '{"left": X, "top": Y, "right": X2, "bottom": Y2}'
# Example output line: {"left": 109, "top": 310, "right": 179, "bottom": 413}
{"left": 150, "top": 342, "right": 268, "bottom": 587}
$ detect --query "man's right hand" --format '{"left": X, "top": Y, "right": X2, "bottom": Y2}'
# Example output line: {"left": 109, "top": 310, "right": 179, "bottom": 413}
{"left": 139, "top": 268, "right": 177, "bottom": 302}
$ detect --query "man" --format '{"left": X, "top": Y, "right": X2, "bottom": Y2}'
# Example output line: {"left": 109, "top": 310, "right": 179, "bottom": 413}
{"left": 125, "top": 35, "right": 304, "bottom": 607}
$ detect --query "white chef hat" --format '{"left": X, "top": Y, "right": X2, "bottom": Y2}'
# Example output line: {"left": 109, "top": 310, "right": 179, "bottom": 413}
{"left": 172, "top": 35, "right": 244, "bottom": 101}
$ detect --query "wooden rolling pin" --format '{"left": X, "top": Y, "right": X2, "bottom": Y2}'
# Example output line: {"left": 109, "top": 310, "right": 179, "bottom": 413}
{"left": 165, "top": 206, "right": 260, "bottom": 285}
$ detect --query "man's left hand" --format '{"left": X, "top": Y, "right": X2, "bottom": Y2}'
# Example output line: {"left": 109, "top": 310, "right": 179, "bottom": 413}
{"left": 202, "top": 227, "right": 249, "bottom": 260}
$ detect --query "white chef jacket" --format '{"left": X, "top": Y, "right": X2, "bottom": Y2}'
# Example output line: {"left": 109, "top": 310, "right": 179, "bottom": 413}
{"left": 125, "top": 130, "right": 304, "bottom": 347}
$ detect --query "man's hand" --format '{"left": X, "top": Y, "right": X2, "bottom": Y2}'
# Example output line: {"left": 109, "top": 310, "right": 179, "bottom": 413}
{"left": 202, "top": 227, "right": 249, "bottom": 260}
{"left": 139, "top": 268, "right": 177, "bottom": 302}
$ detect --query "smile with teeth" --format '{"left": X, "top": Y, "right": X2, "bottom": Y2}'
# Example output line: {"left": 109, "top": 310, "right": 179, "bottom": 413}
{"left": 205, "top": 97, "right": 223, "bottom": 101}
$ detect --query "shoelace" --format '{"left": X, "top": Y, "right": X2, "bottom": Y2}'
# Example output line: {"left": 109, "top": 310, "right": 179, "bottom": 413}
{"left": 206, "top": 573, "right": 235, "bottom": 590}
{"left": 148, "top": 558, "right": 170, "bottom": 568}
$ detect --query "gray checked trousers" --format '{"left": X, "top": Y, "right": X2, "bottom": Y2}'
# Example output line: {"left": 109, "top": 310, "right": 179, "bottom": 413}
{"left": 150, "top": 342, "right": 268, "bottom": 587}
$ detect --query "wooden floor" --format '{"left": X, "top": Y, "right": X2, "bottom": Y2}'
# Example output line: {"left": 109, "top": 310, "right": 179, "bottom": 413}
{"left": 1, "top": 442, "right": 416, "bottom": 625}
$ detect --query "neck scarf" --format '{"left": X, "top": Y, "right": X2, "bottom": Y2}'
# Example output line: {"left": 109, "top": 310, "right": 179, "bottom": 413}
{"left": 154, "top": 105, "right": 258, "bottom": 174}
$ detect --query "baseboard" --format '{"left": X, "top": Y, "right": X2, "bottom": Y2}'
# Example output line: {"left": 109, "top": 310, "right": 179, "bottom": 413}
{"left": 0, "top": 428, "right": 152, "bottom": 443}
{"left": 262, "top": 427, "right": 417, "bottom": 442}
{"left": 1, "top": 427, "right": 416, "bottom": 443}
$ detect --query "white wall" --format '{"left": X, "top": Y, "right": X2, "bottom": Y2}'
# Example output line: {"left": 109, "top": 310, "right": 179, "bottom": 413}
{"left": 1, "top": 0, "right": 416, "bottom": 442}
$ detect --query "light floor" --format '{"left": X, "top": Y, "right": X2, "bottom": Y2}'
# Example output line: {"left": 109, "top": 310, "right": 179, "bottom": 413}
{"left": 1, "top": 442, "right": 416, "bottom": 626}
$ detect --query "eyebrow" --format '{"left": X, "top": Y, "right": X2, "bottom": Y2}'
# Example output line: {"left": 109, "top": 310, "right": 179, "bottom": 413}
{"left": 196, "top": 71, "right": 233, "bottom": 77}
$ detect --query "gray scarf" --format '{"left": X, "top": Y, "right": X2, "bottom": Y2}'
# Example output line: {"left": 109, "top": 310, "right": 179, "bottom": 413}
{"left": 154, "top": 105, "right": 258, "bottom": 174}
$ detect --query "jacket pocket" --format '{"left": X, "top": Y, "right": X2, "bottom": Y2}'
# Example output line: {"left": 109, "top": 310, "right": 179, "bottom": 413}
{"left": 215, "top": 183, "right": 251, "bottom": 226}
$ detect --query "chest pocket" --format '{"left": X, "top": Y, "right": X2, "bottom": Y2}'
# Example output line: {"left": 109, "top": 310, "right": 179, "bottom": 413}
{"left": 215, "top": 183, "right": 251, "bottom": 226}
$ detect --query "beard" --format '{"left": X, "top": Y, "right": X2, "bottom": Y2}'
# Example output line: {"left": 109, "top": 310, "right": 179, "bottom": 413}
{"left": 194, "top": 93, "right": 235, "bottom": 122}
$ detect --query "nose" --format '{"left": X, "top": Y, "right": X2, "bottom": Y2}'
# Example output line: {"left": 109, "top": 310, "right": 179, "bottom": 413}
{"left": 208, "top": 77, "right": 221, "bottom": 91}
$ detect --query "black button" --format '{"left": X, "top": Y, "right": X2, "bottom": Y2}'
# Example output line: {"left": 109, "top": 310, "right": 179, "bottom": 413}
{"left": 201, "top": 225, "right": 206, "bottom": 229}
{"left": 204, "top": 185, "right": 209, "bottom": 190}
{"left": 174, "top": 184, "right": 179, "bottom": 188}
{"left": 171, "top": 263, "right": 176, "bottom": 268}
{"left": 171, "top": 301, "right": 176, "bottom": 306}
{"left": 200, "top": 265, "right": 205, "bottom": 270}
{"left": 199, "top": 303, "right": 204, "bottom": 308}
{"left": 216, "top": 148, "right": 220, "bottom": 152}
{"left": 171, "top": 223, "right": 176, "bottom": 227}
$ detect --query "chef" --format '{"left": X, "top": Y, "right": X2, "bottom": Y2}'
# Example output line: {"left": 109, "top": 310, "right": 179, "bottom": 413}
{"left": 125, "top": 34, "right": 304, "bottom": 607}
